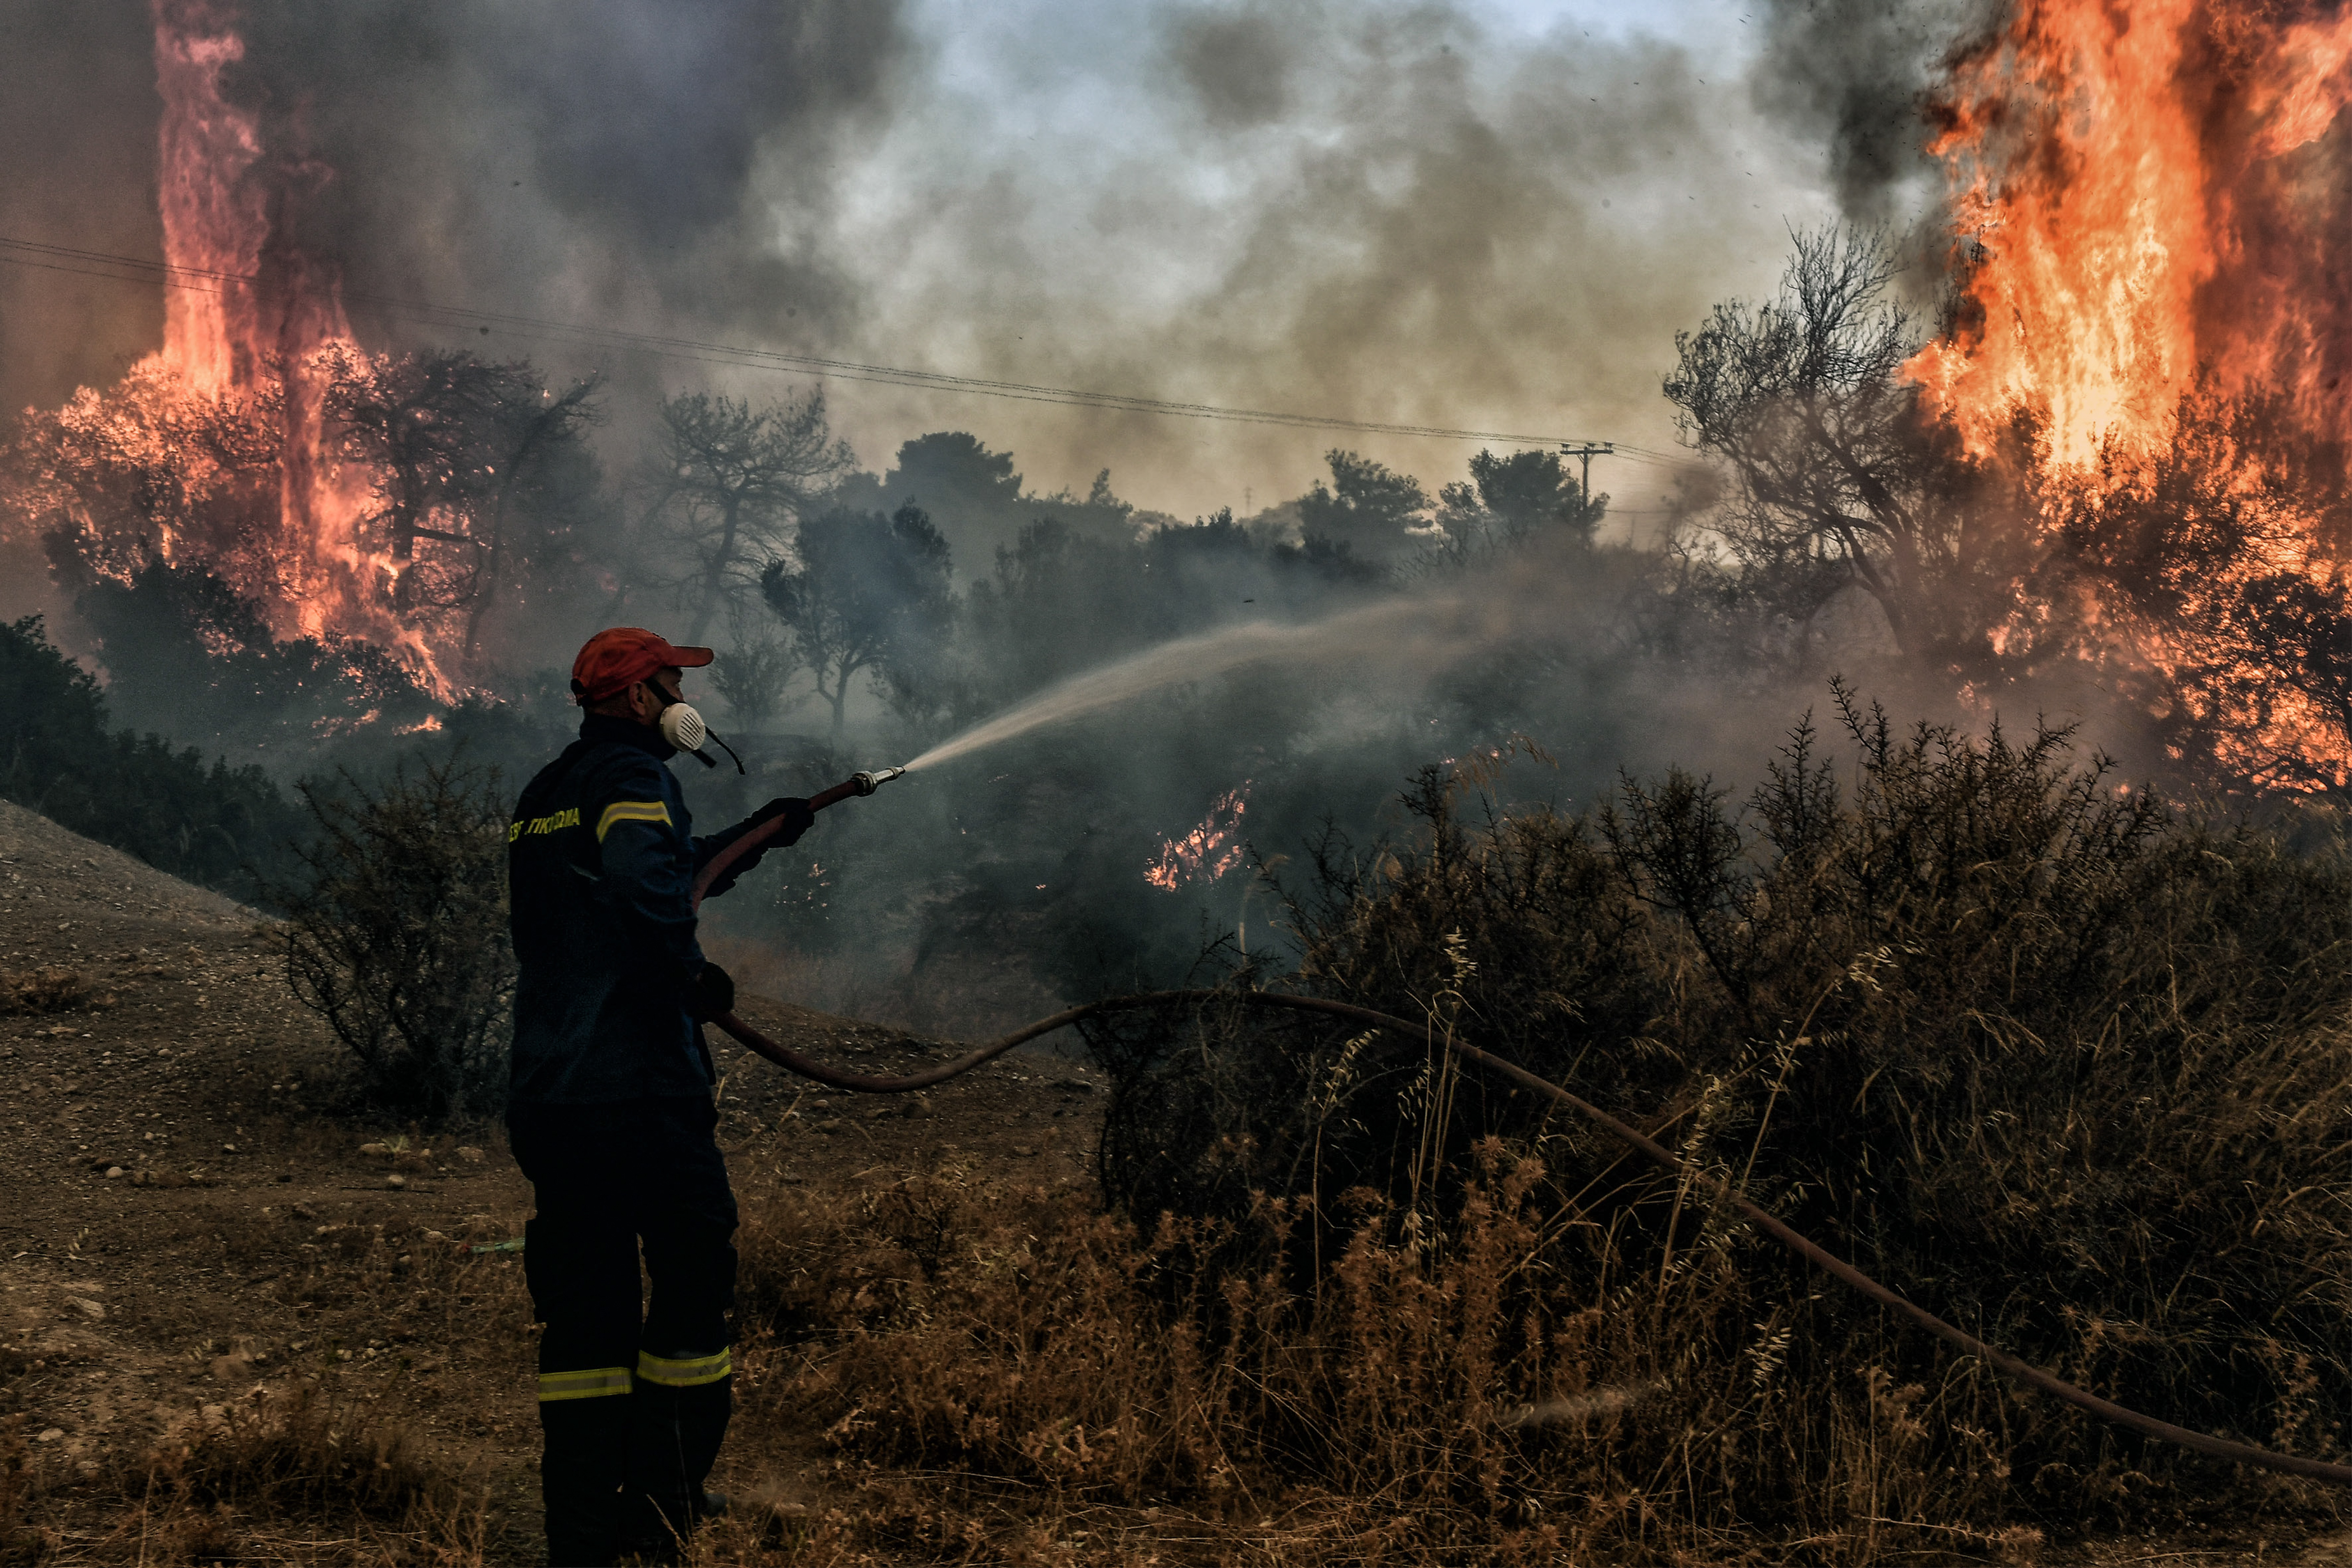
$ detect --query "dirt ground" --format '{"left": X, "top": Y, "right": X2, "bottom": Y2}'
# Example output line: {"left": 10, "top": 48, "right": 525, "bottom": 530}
{"left": 0, "top": 800, "right": 1105, "bottom": 1564}
{"left": 2, "top": 795, "right": 2348, "bottom": 1566}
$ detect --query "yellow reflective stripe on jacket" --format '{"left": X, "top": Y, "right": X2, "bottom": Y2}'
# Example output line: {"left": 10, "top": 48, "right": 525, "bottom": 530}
{"left": 636, "top": 1347, "right": 731, "bottom": 1388}
{"left": 537, "top": 1365, "right": 633, "bottom": 1402}
{"left": 595, "top": 799, "right": 672, "bottom": 842}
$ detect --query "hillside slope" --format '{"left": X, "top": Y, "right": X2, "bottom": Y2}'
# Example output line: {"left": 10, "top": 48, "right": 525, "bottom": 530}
{"left": 0, "top": 800, "right": 1103, "bottom": 1563}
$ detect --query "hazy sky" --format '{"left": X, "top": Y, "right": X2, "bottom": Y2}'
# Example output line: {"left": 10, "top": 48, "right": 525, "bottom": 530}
{"left": 681, "top": 0, "right": 1852, "bottom": 527}
{"left": 0, "top": 0, "right": 1906, "bottom": 536}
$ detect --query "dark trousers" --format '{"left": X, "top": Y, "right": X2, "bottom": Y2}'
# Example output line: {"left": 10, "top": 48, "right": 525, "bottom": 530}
{"left": 508, "top": 1095, "right": 738, "bottom": 1566}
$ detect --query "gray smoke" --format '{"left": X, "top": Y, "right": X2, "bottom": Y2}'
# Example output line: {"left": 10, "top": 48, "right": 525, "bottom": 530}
{"left": 819, "top": 0, "right": 1843, "bottom": 513}
{"left": 1751, "top": 0, "right": 1997, "bottom": 225}
{"left": 0, "top": 0, "right": 906, "bottom": 422}
{"left": 0, "top": 0, "right": 169, "bottom": 418}
{"left": 230, "top": 1, "right": 904, "bottom": 383}
{"left": 0, "top": 0, "right": 1997, "bottom": 528}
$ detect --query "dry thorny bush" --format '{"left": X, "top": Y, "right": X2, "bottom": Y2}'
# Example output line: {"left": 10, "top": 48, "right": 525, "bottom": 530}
{"left": 1073, "top": 685, "right": 2352, "bottom": 1550}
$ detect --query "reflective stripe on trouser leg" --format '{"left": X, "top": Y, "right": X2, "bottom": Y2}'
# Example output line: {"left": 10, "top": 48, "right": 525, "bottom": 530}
{"left": 635, "top": 1348, "right": 730, "bottom": 1387}
{"left": 626, "top": 1111, "right": 738, "bottom": 1553}
{"left": 539, "top": 1365, "right": 633, "bottom": 1401}
{"left": 522, "top": 1206, "right": 642, "bottom": 1568}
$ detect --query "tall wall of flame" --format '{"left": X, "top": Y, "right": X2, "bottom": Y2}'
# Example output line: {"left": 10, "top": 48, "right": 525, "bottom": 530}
{"left": 1909, "top": 0, "right": 2352, "bottom": 464}
{"left": 147, "top": 0, "right": 382, "bottom": 654}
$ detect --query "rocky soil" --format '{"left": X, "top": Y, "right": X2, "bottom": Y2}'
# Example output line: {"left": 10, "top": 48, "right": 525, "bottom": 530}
{"left": 0, "top": 799, "right": 1103, "bottom": 1563}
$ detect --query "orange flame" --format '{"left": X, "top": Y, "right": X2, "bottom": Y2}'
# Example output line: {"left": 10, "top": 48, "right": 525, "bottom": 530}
{"left": 1146, "top": 784, "right": 1252, "bottom": 892}
{"left": 1906, "top": 0, "right": 2352, "bottom": 791}
{"left": 98, "top": 0, "right": 449, "bottom": 691}
{"left": 1911, "top": 0, "right": 2352, "bottom": 463}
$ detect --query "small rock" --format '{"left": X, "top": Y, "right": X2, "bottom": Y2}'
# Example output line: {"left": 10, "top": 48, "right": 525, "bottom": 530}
{"left": 456, "top": 1146, "right": 484, "bottom": 1164}
{"left": 65, "top": 1296, "right": 104, "bottom": 1321}
{"left": 292, "top": 1204, "right": 316, "bottom": 1220}
{"left": 901, "top": 1094, "right": 933, "bottom": 1119}
{"left": 1052, "top": 1078, "right": 1097, "bottom": 1095}
{"left": 104, "top": 1166, "right": 124, "bottom": 1180}
{"left": 34, "top": 1429, "right": 61, "bottom": 1444}
{"left": 814, "top": 1118, "right": 841, "bottom": 1135}
{"left": 358, "top": 1142, "right": 389, "bottom": 1158}
{"left": 385, "top": 1173, "right": 405, "bottom": 1190}
{"left": 221, "top": 1143, "right": 236, "bottom": 1154}
{"left": 1010, "top": 1144, "right": 1035, "bottom": 1158}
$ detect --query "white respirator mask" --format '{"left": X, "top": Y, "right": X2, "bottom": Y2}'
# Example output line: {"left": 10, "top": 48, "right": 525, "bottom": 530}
{"left": 658, "top": 700, "right": 708, "bottom": 754}
{"left": 650, "top": 688, "right": 744, "bottom": 773}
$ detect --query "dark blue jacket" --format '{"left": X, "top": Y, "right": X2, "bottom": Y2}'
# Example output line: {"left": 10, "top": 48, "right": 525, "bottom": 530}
{"left": 505, "top": 714, "right": 773, "bottom": 1105}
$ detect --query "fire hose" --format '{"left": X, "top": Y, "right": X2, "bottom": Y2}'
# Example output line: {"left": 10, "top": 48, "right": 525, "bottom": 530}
{"left": 693, "top": 771, "right": 2352, "bottom": 1487}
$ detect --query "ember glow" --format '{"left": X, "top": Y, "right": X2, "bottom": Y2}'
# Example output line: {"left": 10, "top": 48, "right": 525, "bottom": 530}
{"left": 1146, "top": 784, "right": 1251, "bottom": 893}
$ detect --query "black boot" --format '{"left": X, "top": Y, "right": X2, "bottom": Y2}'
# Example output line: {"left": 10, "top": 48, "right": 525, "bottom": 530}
{"left": 621, "top": 1372, "right": 732, "bottom": 1559}
{"left": 539, "top": 1393, "right": 631, "bottom": 1567}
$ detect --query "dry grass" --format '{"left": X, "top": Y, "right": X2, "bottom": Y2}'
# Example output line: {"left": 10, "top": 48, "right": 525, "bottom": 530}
{"left": 4, "top": 1389, "right": 492, "bottom": 1567}
{"left": 1063, "top": 696, "right": 2352, "bottom": 1551}
{"left": 709, "top": 1160, "right": 2065, "bottom": 1564}
{"left": 1, "top": 1214, "right": 538, "bottom": 1567}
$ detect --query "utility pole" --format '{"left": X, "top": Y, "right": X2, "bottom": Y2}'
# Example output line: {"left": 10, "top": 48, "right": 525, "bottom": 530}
{"left": 1560, "top": 442, "right": 1613, "bottom": 509}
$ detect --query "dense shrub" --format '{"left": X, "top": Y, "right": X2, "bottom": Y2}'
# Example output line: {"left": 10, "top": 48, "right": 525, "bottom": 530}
{"left": 0, "top": 614, "right": 306, "bottom": 902}
{"left": 275, "top": 757, "right": 513, "bottom": 1121}
{"left": 1079, "top": 685, "right": 2352, "bottom": 1531}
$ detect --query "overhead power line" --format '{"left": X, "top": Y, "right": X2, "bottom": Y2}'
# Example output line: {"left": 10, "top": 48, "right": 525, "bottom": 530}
{"left": 0, "top": 233, "right": 1683, "bottom": 466}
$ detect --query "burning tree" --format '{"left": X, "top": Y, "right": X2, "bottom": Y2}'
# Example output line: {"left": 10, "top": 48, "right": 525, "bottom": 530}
{"left": 8, "top": 345, "right": 617, "bottom": 693}
{"left": 1889, "top": 0, "right": 2352, "bottom": 793}
{"left": 8, "top": 364, "right": 285, "bottom": 604}
{"left": 1664, "top": 228, "right": 2025, "bottom": 667}
{"left": 326, "top": 348, "right": 604, "bottom": 655}
{"left": 2028, "top": 390, "right": 2352, "bottom": 793}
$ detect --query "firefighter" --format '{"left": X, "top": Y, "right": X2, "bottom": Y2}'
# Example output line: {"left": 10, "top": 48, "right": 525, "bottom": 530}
{"left": 504, "top": 626, "right": 814, "bottom": 1566}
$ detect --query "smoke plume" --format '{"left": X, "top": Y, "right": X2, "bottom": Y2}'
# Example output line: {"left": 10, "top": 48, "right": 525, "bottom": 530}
{"left": 4, "top": 0, "right": 1857, "bottom": 527}
{"left": 0, "top": 0, "right": 906, "bottom": 422}
{"left": 1751, "top": 0, "right": 1995, "bottom": 226}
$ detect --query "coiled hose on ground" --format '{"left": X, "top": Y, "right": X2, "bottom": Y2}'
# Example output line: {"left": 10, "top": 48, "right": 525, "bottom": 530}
{"left": 707, "top": 990, "right": 2352, "bottom": 1487}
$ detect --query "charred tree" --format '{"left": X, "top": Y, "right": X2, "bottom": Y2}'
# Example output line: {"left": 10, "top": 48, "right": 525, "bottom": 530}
{"left": 641, "top": 390, "right": 852, "bottom": 644}
{"left": 1664, "top": 228, "right": 2017, "bottom": 666}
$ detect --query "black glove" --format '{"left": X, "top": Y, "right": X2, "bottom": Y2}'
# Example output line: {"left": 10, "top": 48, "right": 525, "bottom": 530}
{"left": 751, "top": 796, "right": 815, "bottom": 847}
{"left": 686, "top": 961, "right": 736, "bottom": 1021}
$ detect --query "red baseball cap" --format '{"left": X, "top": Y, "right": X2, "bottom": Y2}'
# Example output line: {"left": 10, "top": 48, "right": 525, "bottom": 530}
{"left": 570, "top": 627, "right": 713, "bottom": 705}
